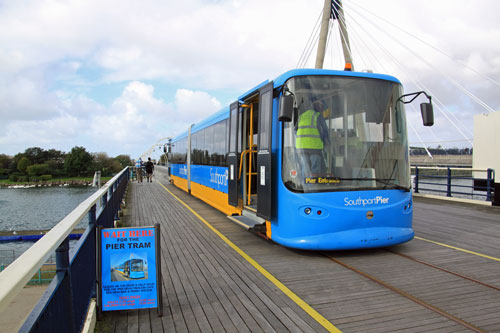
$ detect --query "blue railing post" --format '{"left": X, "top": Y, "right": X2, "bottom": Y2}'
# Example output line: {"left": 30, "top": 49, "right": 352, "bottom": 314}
{"left": 486, "top": 168, "right": 493, "bottom": 202}
{"left": 114, "top": 181, "right": 120, "bottom": 221}
{"left": 101, "top": 191, "right": 108, "bottom": 227}
{"left": 88, "top": 204, "right": 97, "bottom": 300}
{"left": 56, "top": 237, "right": 76, "bottom": 332}
{"left": 447, "top": 167, "right": 452, "bottom": 197}
{"left": 88, "top": 204, "right": 96, "bottom": 225}
{"left": 414, "top": 167, "right": 419, "bottom": 193}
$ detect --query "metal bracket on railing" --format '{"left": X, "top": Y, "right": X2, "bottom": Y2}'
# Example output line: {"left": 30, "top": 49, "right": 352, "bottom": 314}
{"left": 55, "top": 237, "right": 76, "bottom": 332}
{"left": 486, "top": 168, "right": 494, "bottom": 202}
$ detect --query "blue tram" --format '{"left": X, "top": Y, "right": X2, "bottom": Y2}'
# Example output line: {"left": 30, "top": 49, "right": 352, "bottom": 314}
{"left": 115, "top": 258, "right": 145, "bottom": 279}
{"left": 167, "top": 68, "right": 433, "bottom": 250}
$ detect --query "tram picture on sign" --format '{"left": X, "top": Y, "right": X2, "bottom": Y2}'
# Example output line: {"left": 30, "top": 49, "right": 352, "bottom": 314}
{"left": 110, "top": 252, "right": 148, "bottom": 281}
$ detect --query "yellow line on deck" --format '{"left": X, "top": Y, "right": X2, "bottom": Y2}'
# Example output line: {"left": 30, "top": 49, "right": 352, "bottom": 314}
{"left": 415, "top": 236, "right": 500, "bottom": 262}
{"left": 158, "top": 182, "right": 340, "bottom": 333}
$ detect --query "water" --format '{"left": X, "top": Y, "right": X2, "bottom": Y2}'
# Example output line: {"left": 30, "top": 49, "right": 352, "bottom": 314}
{"left": 0, "top": 186, "right": 97, "bottom": 265}
{"left": 0, "top": 186, "right": 96, "bottom": 231}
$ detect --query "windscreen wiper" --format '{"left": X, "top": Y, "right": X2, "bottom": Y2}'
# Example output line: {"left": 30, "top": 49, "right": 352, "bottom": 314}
{"left": 374, "top": 178, "right": 410, "bottom": 192}
{"left": 338, "top": 178, "right": 410, "bottom": 192}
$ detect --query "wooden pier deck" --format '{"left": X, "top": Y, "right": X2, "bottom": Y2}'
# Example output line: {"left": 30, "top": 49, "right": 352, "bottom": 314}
{"left": 97, "top": 168, "right": 500, "bottom": 332}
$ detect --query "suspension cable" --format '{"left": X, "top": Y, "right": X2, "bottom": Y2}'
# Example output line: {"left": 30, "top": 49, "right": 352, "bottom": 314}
{"left": 339, "top": 3, "right": 472, "bottom": 148}
{"left": 347, "top": 0, "right": 500, "bottom": 88}
{"left": 344, "top": 1, "right": 496, "bottom": 114}
{"left": 297, "top": 9, "right": 323, "bottom": 68}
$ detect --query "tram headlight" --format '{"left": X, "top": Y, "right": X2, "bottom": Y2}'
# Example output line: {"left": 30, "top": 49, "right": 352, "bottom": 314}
{"left": 304, "top": 208, "right": 312, "bottom": 215}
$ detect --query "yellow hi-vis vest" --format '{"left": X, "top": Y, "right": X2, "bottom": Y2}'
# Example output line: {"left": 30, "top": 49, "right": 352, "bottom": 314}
{"left": 296, "top": 110, "right": 324, "bottom": 149}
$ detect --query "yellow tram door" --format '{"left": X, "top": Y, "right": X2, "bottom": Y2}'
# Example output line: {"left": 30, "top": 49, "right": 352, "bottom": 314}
{"left": 227, "top": 83, "right": 272, "bottom": 233}
{"left": 240, "top": 101, "right": 259, "bottom": 211}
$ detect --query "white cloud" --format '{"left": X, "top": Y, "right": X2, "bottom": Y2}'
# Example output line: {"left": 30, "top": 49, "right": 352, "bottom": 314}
{"left": 0, "top": 75, "right": 57, "bottom": 122}
{"left": 0, "top": 77, "right": 221, "bottom": 156}
{"left": 0, "top": 0, "right": 499, "bottom": 156}
{"left": 86, "top": 82, "right": 221, "bottom": 156}
{"left": 174, "top": 89, "right": 221, "bottom": 122}
{"left": 0, "top": 115, "right": 80, "bottom": 149}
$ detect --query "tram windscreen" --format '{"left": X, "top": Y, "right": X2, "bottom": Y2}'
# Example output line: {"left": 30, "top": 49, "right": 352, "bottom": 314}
{"left": 282, "top": 75, "right": 410, "bottom": 193}
{"left": 130, "top": 259, "right": 144, "bottom": 272}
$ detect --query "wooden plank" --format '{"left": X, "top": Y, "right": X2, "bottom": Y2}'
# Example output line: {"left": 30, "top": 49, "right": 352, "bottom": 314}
{"left": 158, "top": 183, "right": 324, "bottom": 332}
{"left": 127, "top": 310, "right": 139, "bottom": 333}
{"left": 97, "top": 169, "right": 500, "bottom": 332}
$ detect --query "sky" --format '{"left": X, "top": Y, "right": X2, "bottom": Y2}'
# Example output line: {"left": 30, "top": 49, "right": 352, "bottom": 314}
{"left": 0, "top": 0, "right": 499, "bottom": 159}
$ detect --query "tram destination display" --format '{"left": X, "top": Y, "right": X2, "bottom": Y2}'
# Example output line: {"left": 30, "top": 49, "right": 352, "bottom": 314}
{"left": 97, "top": 224, "right": 162, "bottom": 316}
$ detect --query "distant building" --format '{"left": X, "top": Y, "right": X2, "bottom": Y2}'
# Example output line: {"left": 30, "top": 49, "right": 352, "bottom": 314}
{"left": 473, "top": 111, "right": 500, "bottom": 182}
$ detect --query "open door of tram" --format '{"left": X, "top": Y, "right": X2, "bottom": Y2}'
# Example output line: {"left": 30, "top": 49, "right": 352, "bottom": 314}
{"left": 227, "top": 82, "right": 273, "bottom": 227}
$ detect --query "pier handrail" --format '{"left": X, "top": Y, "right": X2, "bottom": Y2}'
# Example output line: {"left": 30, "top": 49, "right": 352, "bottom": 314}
{"left": 411, "top": 166, "right": 489, "bottom": 172}
{"left": 411, "top": 165, "right": 495, "bottom": 202}
{"left": 0, "top": 167, "right": 128, "bottom": 314}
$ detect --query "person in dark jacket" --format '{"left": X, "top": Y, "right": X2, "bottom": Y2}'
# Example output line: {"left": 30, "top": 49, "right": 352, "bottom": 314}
{"left": 145, "top": 157, "right": 154, "bottom": 183}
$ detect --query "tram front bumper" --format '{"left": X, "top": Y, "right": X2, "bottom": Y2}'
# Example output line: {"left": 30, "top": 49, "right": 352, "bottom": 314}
{"left": 271, "top": 227, "right": 414, "bottom": 250}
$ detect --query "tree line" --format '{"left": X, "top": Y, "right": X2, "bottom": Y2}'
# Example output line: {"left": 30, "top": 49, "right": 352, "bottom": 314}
{"left": 0, "top": 146, "right": 132, "bottom": 182}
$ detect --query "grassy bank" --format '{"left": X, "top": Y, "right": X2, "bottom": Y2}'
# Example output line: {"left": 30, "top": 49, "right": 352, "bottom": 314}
{"left": 0, "top": 176, "right": 112, "bottom": 186}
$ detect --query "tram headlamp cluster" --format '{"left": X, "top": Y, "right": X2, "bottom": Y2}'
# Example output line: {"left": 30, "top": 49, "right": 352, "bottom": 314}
{"left": 302, "top": 206, "right": 327, "bottom": 217}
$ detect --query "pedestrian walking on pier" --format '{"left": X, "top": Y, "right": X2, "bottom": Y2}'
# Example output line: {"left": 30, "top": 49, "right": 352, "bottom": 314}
{"left": 145, "top": 157, "right": 154, "bottom": 183}
{"left": 135, "top": 158, "right": 143, "bottom": 183}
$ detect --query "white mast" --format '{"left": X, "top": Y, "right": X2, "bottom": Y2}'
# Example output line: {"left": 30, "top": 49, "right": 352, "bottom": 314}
{"left": 314, "top": 0, "right": 354, "bottom": 70}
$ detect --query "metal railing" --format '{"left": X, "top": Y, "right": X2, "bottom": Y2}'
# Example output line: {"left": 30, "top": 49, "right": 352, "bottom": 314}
{"left": 0, "top": 166, "right": 129, "bottom": 332}
{"left": 412, "top": 166, "right": 495, "bottom": 201}
{"left": 1, "top": 262, "right": 56, "bottom": 285}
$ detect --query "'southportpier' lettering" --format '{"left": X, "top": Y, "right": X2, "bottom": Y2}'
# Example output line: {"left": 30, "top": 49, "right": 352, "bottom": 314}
{"left": 344, "top": 196, "right": 390, "bottom": 207}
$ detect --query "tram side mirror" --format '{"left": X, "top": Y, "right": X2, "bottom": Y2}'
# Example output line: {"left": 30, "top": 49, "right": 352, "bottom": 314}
{"left": 420, "top": 103, "right": 434, "bottom": 126}
{"left": 278, "top": 95, "right": 294, "bottom": 122}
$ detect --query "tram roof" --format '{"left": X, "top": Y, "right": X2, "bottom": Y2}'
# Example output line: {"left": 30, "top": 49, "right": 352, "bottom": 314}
{"left": 171, "top": 68, "right": 402, "bottom": 142}
{"left": 272, "top": 68, "right": 401, "bottom": 87}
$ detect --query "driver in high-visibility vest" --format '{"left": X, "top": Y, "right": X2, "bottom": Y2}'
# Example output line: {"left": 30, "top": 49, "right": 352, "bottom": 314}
{"left": 295, "top": 100, "right": 330, "bottom": 176}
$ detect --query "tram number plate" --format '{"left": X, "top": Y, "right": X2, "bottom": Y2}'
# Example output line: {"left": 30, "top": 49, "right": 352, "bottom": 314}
{"left": 260, "top": 166, "right": 265, "bottom": 186}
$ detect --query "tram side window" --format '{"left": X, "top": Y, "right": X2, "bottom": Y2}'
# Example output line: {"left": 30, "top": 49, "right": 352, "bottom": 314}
{"left": 196, "top": 131, "right": 203, "bottom": 165}
{"left": 183, "top": 138, "right": 188, "bottom": 163}
{"left": 172, "top": 138, "right": 187, "bottom": 164}
{"left": 202, "top": 125, "right": 212, "bottom": 165}
{"left": 189, "top": 120, "right": 227, "bottom": 167}
{"left": 171, "top": 141, "right": 178, "bottom": 163}
{"left": 214, "top": 120, "right": 226, "bottom": 166}
{"left": 204, "top": 126, "right": 214, "bottom": 165}
{"left": 192, "top": 132, "right": 197, "bottom": 164}
{"left": 224, "top": 119, "right": 229, "bottom": 162}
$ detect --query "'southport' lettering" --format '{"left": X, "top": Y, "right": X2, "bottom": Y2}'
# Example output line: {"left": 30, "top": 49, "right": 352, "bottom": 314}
{"left": 210, "top": 168, "right": 228, "bottom": 186}
{"left": 344, "top": 196, "right": 390, "bottom": 207}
